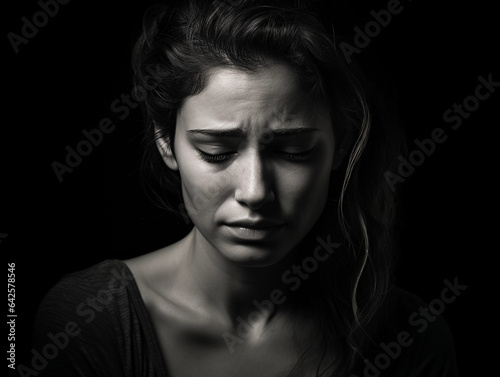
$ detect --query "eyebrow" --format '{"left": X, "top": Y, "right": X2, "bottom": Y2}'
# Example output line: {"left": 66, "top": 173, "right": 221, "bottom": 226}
{"left": 186, "top": 127, "right": 321, "bottom": 137}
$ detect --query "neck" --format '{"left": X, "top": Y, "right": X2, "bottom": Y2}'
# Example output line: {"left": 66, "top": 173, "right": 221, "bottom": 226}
{"left": 175, "top": 228, "right": 300, "bottom": 325}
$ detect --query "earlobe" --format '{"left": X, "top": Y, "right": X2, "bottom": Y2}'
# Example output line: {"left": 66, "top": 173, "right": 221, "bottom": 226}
{"left": 155, "top": 136, "right": 178, "bottom": 171}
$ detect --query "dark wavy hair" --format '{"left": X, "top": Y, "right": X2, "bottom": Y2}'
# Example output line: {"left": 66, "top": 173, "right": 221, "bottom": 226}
{"left": 132, "top": 0, "right": 403, "bottom": 375}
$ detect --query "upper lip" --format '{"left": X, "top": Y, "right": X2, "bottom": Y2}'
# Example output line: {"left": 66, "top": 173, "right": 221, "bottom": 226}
{"left": 225, "top": 219, "right": 284, "bottom": 229}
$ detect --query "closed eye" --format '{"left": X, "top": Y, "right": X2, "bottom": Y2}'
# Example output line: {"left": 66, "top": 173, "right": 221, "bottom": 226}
{"left": 277, "top": 147, "right": 315, "bottom": 162}
{"left": 279, "top": 150, "right": 313, "bottom": 161}
{"left": 196, "top": 147, "right": 315, "bottom": 164}
{"left": 196, "top": 149, "right": 235, "bottom": 163}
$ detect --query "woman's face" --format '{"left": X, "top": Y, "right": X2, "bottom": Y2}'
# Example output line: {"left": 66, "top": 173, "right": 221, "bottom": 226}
{"left": 163, "top": 64, "right": 336, "bottom": 267}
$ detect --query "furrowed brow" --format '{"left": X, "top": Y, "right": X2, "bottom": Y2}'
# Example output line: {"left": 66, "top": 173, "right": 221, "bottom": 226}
{"left": 186, "top": 128, "right": 245, "bottom": 137}
{"left": 270, "top": 128, "right": 321, "bottom": 137}
{"left": 186, "top": 127, "right": 321, "bottom": 137}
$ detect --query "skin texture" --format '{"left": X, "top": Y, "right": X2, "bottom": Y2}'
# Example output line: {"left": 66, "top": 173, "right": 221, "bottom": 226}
{"left": 126, "top": 64, "right": 341, "bottom": 376}
{"left": 162, "top": 64, "right": 335, "bottom": 268}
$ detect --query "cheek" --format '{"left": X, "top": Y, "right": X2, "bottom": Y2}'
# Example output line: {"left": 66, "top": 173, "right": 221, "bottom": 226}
{"left": 173, "top": 136, "right": 228, "bottom": 218}
{"left": 179, "top": 166, "right": 230, "bottom": 220}
{"left": 278, "top": 161, "right": 331, "bottom": 218}
{"left": 285, "top": 143, "right": 334, "bottom": 200}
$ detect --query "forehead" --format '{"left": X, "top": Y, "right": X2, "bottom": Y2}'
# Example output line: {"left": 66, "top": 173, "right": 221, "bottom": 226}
{"left": 177, "top": 65, "right": 327, "bottom": 132}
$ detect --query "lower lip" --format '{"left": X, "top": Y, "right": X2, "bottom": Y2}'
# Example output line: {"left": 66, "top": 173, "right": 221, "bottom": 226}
{"left": 224, "top": 224, "right": 284, "bottom": 241}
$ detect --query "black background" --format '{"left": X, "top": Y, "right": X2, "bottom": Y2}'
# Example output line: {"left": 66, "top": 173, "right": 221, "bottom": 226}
{"left": 2, "top": 0, "right": 498, "bottom": 376}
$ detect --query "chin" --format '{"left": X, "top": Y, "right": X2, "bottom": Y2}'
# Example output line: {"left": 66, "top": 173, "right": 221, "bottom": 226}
{"left": 216, "top": 242, "right": 293, "bottom": 268}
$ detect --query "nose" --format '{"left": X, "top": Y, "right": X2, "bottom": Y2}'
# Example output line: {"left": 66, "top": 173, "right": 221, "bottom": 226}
{"left": 234, "top": 150, "right": 275, "bottom": 210}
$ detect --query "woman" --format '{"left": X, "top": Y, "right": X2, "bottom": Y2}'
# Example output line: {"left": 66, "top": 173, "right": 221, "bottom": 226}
{"left": 31, "top": 0, "right": 457, "bottom": 376}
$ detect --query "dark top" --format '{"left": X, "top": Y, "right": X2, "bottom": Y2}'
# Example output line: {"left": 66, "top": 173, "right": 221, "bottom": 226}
{"left": 27, "top": 260, "right": 458, "bottom": 376}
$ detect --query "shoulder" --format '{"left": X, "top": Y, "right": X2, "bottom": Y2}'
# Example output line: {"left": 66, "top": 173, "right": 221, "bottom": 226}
{"left": 45, "top": 258, "right": 134, "bottom": 294}
{"left": 390, "top": 286, "right": 457, "bottom": 342}
{"left": 367, "top": 286, "right": 459, "bottom": 377}
{"left": 36, "top": 259, "right": 135, "bottom": 322}
{"left": 31, "top": 260, "right": 137, "bottom": 376}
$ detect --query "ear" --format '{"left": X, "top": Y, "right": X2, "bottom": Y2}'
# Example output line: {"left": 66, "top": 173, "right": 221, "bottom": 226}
{"left": 155, "top": 130, "right": 178, "bottom": 171}
{"left": 331, "top": 129, "right": 354, "bottom": 171}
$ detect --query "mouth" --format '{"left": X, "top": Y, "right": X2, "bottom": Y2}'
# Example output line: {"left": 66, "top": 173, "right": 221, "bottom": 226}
{"left": 223, "top": 221, "right": 285, "bottom": 241}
